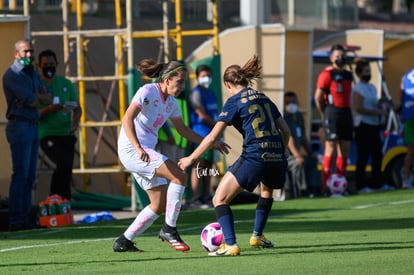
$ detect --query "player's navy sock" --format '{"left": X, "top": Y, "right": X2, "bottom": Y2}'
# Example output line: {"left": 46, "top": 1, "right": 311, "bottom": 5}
{"left": 215, "top": 204, "right": 236, "bottom": 245}
{"left": 253, "top": 197, "right": 273, "bottom": 236}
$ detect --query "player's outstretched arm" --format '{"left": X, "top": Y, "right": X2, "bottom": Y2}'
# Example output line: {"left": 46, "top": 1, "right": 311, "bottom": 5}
{"left": 171, "top": 117, "right": 204, "bottom": 145}
{"left": 178, "top": 121, "right": 230, "bottom": 170}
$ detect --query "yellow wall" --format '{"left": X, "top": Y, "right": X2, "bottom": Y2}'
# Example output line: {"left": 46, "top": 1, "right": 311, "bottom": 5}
{"left": 383, "top": 38, "right": 414, "bottom": 100}
{"left": 284, "top": 28, "right": 313, "bottom": 136}
{"left": 0, "top": 16, "right": 29, "bottom": 198}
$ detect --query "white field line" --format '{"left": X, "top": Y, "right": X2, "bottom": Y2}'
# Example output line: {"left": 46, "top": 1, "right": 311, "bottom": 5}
{"left": 352, "top": 199, "right": 414, "bottom": 209}
{"left": 2, "top": 198, "right": 414, "bottom": 253}
{"left": 0, "top": 237, "right": 114, "bottom": 253}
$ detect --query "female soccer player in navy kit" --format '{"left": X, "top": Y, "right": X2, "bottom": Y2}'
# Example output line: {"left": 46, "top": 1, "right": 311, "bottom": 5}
{"left": 113, "top": 59, "right": 229, "bottom": 253}
{"left": 179, "top": 54, "right": 290, "bottom": 256}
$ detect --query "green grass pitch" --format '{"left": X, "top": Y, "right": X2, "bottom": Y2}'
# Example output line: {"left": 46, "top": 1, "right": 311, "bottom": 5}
{"left": 1, "top": 190, "right": 413, "bottom": 274}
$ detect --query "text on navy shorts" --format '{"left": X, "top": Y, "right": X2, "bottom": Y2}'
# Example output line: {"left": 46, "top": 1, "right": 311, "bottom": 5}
{"left": 228, "top": 157, "right": 286, "bottom": 192}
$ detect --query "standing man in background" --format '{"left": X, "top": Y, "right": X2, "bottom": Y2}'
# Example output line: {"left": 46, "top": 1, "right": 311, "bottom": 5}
{"left": 3, "top": 39, "right": 52, "bottom": 231}
{"left": 38, "top": 49, "right": 82, "bottom": 200}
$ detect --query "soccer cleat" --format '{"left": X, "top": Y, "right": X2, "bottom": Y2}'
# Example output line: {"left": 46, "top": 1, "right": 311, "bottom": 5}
{"left": 402, "top": 174, "right": 414, "bottom": 189}
{"left": 250, "top": 234, "right": 274, "bottom": 248}
{"left": 158, "top": 228, "right": 190, "bottom": 251}
{"left": 208, "top": 243, "right": 240, "bottom": 256}
{"left": 402, "top": 182, "right": 413, "bottom": 189}
{"left": 113, "top": 235, "right": 143, "bottom": 252}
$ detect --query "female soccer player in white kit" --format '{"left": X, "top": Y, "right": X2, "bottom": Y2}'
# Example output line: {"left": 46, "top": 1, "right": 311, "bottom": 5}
{"left": 113, "top": 59, "right": 229, "bottom": 252}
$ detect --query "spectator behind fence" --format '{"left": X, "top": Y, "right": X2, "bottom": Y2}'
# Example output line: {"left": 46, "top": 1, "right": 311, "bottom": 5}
{"left": 2, "top": 39, "right": 52, "bottom": 231}
{"left": 38, "top": 49, "right": 82, "bottom": 200}
{"left": 283, "top": 91, "right": 320, "bottom": 198}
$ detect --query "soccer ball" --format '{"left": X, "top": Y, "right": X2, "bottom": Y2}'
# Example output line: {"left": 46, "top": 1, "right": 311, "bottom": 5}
{"left": 200, "top": 222, "right": 224, "bottom": 252}
{"left": 327, "top": 173, "right": 348, "bottom": 196}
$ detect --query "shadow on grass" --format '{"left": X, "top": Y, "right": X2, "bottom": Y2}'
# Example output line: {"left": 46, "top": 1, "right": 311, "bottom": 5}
{"left": 1, "top": 240, "right": 413, "bottom": 268}
{"left": 243, "top": 217, "right": 414, "bottom": 233}
{"left": 1, "top": 212, "right": 413, "bottom": 241}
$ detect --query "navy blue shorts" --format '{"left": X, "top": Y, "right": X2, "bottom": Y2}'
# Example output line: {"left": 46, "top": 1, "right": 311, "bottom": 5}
{"left": 228, "top": 157, "right": 287, "bottom": 192}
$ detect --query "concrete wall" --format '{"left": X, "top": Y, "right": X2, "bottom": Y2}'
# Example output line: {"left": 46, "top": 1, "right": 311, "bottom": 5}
{"left": 284, "top": 28, "right": 313, "bottom": 137}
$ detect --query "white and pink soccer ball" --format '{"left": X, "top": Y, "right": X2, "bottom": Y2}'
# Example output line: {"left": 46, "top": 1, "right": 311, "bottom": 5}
{"left": 200, "top": 222, "right": 224, "bottom": 252}
{"left": 327, "top": 173, "right": 348, "bottom": 196}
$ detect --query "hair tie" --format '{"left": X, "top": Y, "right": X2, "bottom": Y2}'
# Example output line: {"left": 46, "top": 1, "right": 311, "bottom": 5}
{"left": 161, "top": 65, "right": 185, "bottom": 80}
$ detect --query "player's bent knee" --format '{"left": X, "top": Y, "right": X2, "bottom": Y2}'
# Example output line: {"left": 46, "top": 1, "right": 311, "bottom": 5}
{"left": 171, "top": 171, "right": 187, "bottom": 185}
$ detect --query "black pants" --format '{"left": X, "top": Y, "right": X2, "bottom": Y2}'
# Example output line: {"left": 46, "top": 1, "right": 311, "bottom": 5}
{"left": 40, "top": 135, "right": 76, "bottom": 199}
{"left": 354, "top": 123, "right": 383, "bottom": 190}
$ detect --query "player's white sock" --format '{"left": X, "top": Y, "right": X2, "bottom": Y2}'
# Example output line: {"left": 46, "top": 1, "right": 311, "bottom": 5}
{"left": 124, "top": 206, "right": 159, "bottom": 240}
{"left": 165, "top": 182, "right": 185, "bottom": 227}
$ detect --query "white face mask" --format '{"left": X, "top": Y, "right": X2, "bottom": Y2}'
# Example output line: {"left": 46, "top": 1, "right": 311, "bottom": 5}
{"left": 285, "top": 103, "right": 298, "bottom": 114}
{"left": 198, "top": 76, "right": 212, "bottom": 88}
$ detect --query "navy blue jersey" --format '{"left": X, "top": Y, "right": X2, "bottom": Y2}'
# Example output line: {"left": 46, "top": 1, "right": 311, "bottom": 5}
{"left": 402, "top": 68, "right": 414, "bottom": 121}
{"left": 218, "top": 88, "right": 286, "bottom": 165}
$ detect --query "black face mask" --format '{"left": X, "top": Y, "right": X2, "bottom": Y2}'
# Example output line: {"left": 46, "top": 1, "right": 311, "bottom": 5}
{"left": 42, "top": 66, "right": 56, "bottom": 79}
{"left": 361, "top": 75, "right": 371, "bottom": 82}
{"left": 334, "top": 57, "right": 346, "bottom": 68}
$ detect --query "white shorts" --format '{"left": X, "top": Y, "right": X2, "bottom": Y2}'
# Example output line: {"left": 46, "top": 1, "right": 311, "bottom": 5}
{"left": 118, "top": 145, "right": 168, "bottom": 191}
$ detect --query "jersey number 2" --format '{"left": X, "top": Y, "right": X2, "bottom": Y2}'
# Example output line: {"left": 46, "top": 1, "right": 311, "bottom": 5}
{"left": 248, "top": 103, "right": 279, "bottom": 138}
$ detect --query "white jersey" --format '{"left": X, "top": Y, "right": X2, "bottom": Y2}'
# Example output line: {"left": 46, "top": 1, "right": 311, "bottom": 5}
{"left": 351, "top": 81, "right": 380, "bottom": 127}
{"left": 118, "top": 83, "right": 181, "bottom": 150}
